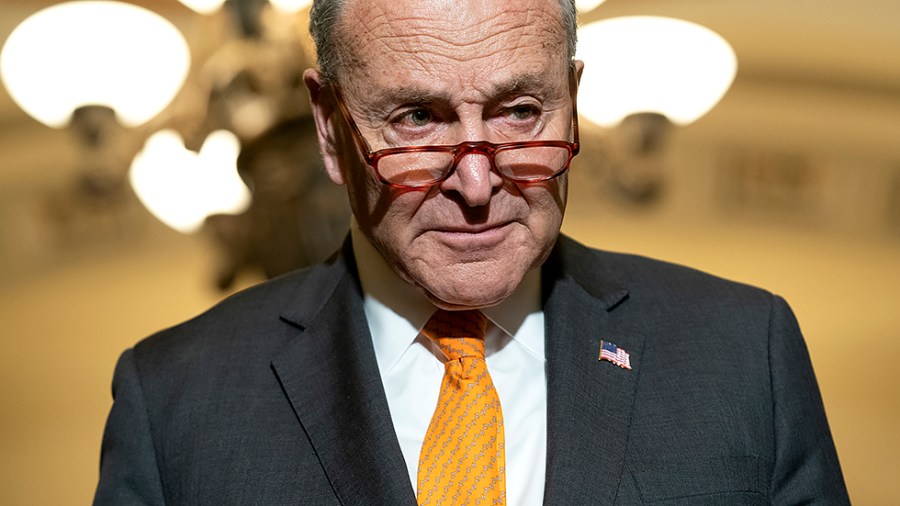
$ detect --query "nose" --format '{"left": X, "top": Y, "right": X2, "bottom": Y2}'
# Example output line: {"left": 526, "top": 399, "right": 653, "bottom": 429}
{"left": 438, "top": 149, "right": 503, "bottom": 207}
{"left": 438, "top": 117, "right": 503, "bottom": 206}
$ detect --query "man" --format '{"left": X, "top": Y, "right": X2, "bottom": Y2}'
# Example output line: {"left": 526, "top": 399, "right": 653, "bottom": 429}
{"left": 94, "top": 0, "right": 849, "bottom": 504}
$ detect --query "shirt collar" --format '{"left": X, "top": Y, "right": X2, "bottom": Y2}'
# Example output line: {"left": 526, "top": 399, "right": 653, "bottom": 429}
{"left": 350, "top": 220, "right": 544, "bottom": 374}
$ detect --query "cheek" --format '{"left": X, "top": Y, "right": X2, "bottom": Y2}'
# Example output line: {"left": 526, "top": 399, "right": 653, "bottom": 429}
{"left": 340, "top": 152, "right": 383, "bottom": 221}
{"left": 372, "top": 189, "right": 428, "bottom": 239}
{"left": 522, "top": 178, "right": 567, "bottom": 230}
{"left": 358, "top": 179, "right": 432, "bottom": 254}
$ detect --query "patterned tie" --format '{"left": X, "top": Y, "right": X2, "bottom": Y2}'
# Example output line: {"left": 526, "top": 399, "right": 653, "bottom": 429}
{"left": 417, "top": 309, "right": 506, "bottom": 506}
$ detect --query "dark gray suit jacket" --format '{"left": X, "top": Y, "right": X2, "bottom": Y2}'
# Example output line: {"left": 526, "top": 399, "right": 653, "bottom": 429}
{"left": 94, "top": 236, "right": 849, "bottom": 505}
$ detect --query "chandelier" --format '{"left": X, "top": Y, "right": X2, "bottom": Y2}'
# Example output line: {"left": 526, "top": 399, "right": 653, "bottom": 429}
{"left": 1, "top": 0, "right": 349, "bottom": 289}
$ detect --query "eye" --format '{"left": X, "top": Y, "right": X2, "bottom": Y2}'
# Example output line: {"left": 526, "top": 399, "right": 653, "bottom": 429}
{"left": 404, "top": 108, "right": 433, "bottom": 127}
{"left": 509, "top": 104, "right": 538, "bottom": 121}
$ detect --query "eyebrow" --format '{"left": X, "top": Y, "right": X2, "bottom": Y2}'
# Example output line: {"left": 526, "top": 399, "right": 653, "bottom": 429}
{"left": 489, "top": 72, "right": 557, "bottom": 99}
{"left": 366, "top": 87, "right": 448, "bottom": 111}
{"left": 371, "top": 72, "right": 557, "bottom": 105}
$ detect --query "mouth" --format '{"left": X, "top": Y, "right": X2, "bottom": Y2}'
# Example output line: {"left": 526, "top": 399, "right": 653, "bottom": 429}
{"left": 427, "top": 222, "right": 514, "bottom": 250}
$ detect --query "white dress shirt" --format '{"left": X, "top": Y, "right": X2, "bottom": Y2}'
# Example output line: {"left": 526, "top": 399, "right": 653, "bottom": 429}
{"left": 350, "top": 224, "right": 548, "bottom": 506}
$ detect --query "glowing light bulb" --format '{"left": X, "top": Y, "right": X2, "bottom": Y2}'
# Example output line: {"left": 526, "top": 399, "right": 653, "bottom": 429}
{"left": 130, "top": 130, "right": 252, "bottom": 234}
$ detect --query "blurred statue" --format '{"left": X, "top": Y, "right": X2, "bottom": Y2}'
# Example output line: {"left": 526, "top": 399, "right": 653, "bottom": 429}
{"left": 164, "top": 1, "right": 349, "bottom": 289}
{"left": 206, "top": 116, "right": 350, "bottom": 290}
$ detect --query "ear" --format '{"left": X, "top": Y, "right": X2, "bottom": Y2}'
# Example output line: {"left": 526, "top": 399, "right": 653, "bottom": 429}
{"left": 304, "top": 68, "right": 346, "bottom": 186}
{"left": 574, "top": 59, "right": 585, "bottom": 89}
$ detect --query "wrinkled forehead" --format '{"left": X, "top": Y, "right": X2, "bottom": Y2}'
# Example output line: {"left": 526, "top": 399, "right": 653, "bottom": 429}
{"left": 333, "top": 0, "right": 570, "bottom": 91}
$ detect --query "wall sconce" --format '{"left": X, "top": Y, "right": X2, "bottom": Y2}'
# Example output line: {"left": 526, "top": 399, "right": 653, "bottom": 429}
{"left": 1, "top": 1, "right": 190, "bottom": 129}
{"left": 577, "top": 16, "right": 737, "bottom": 204}
{"left": 0, "top": 1, "right": 260, "bottom": 237}
{"left": 1, "top": 1, "right": 192, "bottom": 215}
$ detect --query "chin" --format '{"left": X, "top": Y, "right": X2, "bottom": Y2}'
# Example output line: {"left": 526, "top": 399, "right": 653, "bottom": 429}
{"left": 419, "top": 271, "right": 521, "bottom": 310}
{"left": 425, "top": 292, "right": 508, "bottom": 311}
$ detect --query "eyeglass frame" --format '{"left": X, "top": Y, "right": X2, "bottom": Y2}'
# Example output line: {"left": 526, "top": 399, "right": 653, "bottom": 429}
{"left": 329, "top": 68, "right": 581, "bottom": 188}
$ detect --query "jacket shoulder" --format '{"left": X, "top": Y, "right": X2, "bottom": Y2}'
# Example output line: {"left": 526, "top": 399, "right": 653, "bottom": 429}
{"left": 130, "top": 255, "right": 351, "bottom": 372}
{"left": 554, "top": 234, "right": 775, "bottom": 308}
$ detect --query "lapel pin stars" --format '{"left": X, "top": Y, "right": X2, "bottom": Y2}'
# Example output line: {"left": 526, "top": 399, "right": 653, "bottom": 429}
{"left": 599, "top": 340, "right": 632, "bottom": 370}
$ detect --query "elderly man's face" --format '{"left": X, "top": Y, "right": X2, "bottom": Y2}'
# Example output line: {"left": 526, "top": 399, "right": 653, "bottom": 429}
{"left": 306, "top": 0, "right": 579, "bottom": 309}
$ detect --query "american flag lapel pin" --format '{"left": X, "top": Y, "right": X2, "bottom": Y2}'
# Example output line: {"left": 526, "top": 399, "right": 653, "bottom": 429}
{"left": 599, "top": 340, "right": 632, "bottom": 370}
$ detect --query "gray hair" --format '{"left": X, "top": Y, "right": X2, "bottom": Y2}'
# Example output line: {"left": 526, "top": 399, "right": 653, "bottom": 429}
{"left": 308, "top": 0, "right": 578, "bottom": 83}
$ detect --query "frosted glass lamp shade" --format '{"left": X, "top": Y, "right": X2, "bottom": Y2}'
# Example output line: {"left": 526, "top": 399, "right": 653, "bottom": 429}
{"left": 177, "top": 0, "right": 227, "bottom": 15}
{"left": 576, "top": 16, "right": 737, "bottom": 128}
{"left": 269, "top": 0, "right": 313, "bottom": 13}
{"left": 0, "top": 1, "right": 191, "bottom": 128}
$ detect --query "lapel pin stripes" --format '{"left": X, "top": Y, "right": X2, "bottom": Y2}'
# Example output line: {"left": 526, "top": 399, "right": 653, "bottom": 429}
{"left": 599, "top": 340, "right": 632, "bottom": 370}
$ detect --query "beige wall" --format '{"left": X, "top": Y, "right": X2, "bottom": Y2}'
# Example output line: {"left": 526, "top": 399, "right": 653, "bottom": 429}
{"left": 0, "top": 233, "right": 223, "bottom": 504}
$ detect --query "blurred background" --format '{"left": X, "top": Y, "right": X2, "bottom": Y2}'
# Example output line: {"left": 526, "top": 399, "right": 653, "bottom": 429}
{"left": 0, "top": 0, "right": 897, "bottom": 503}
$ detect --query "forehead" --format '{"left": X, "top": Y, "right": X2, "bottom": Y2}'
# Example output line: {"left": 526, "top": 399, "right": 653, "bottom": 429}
{"left": 335, "top": 0, "right": 569, "bottom": 98}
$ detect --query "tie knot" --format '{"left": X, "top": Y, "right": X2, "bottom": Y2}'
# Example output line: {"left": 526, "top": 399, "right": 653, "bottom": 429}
{"left": 421, "top": 309, "right": 488, "bottom": 361}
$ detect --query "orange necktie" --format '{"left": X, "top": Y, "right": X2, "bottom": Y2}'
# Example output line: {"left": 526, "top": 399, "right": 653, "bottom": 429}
{"left": 417, "top": 309, "right": 506, "bottom": 506}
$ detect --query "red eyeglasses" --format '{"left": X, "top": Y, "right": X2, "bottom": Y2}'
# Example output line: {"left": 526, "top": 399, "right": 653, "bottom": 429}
{"left": 330, "top": 72, "right": 580, "bottom": 188}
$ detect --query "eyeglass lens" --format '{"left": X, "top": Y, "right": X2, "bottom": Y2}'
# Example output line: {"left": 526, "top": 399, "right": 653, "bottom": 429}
{"left": 377, "top": 144, "right": 572, "bottom": 186}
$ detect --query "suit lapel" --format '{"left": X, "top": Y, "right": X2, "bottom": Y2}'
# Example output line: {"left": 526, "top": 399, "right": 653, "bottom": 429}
{"left": 271, "top": 246, "right": 417, "bottom": 506}
{"left": 541, "top": 237, "right": 643, "bottom": 505}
